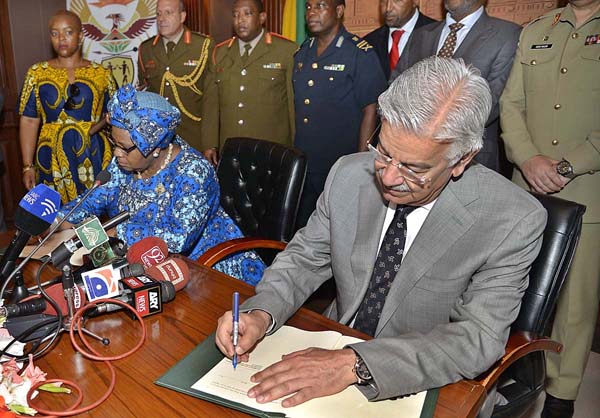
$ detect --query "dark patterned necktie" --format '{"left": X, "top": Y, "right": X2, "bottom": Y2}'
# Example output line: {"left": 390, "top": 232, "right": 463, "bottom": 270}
{"left": 354, "top": 205, "right": 416, "bottom": 336}
{"left": 437, "top": 22, "right": 464, "bottom": 58}
{"left": 166, "top": 41, "right": 176, "bottom": 57}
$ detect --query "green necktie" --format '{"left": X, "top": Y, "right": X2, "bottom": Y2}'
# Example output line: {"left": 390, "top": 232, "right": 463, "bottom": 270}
{"left": 241, "top": 43, "right": 252, "bottom": 66}
{"left": 167, "top": 41, "right": 176, "bottom": 58}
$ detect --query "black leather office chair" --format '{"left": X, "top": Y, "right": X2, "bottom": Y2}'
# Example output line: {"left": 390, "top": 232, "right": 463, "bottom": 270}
{"left": 474, "top": 193, "right": 586, "bottom": 418}
{"left": 199, "top": 138, "right": 306, "bottom": 266}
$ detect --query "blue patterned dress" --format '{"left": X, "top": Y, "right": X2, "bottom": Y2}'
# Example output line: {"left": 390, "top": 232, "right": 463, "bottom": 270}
{"left": 58, "top": 137, "right": 265, "bottom": 285}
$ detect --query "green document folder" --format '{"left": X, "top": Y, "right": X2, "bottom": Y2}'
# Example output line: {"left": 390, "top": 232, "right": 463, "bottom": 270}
{"left": 155, "top": 333, "right": 439, "bottom": 418}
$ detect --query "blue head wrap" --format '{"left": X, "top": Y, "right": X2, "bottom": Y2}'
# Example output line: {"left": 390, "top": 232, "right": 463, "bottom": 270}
{"left": 107, "top": 84, "right": 181, "bottom": 157}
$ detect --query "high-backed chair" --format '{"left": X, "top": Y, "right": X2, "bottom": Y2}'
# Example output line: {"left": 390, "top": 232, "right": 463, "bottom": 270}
{"left": 474, "top": 193, "right": 586, "bottom": 418}
{"left": 199, "top": 138, "right": 306, "bottom": 266}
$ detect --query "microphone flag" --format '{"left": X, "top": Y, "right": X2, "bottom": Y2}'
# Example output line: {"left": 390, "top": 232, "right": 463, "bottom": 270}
{"left": 90, "top": 241, "right": 116, "bottom": 267}
{"left": 74, "top": 216, "right": 109, "bottom": 250}
{"left": 18, "top": 184, "right": 61, "bottom": 225}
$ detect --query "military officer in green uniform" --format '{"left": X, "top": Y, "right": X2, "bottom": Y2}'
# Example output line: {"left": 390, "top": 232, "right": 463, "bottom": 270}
{"left": 500, "top": 1, "right": 600, "bottom": 417}
{"left": 138, "top": 0, "right": 218, "bottom": 155}
{"left": 211, "top": 0, "right": 296, "bottom": 162}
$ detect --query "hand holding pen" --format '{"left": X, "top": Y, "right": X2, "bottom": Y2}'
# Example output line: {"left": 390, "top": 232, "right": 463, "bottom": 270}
{"left": 232, "top": 291, "right": 240, "bottom": 369}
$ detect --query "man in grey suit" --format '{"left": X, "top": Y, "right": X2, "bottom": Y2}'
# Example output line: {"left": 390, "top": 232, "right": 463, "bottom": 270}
{"left": 390, "top": 0, "right": 521, "bottom": 173}
{"left": 215, "top": 57, "right": 546, "bottom": 414}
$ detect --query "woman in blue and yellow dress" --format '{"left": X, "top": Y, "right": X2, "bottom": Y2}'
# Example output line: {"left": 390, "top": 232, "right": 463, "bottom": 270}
{"left": 18, "top": 10, "right": 116, "bottom": 203}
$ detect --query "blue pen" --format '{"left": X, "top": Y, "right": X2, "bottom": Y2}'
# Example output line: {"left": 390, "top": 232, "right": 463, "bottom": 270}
{"left": 232, "top": 291, "right": 240, "bottom": 370}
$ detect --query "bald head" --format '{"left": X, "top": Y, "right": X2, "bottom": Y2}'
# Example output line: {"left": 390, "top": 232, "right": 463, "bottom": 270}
{"left": 50, "top": 9, "right": 82, "bottom": 30}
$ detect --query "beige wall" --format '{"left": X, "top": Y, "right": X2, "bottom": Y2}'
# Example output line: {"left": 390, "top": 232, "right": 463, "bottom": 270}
{"left": 344, "top": 0, "right": 564, "bottom": 37}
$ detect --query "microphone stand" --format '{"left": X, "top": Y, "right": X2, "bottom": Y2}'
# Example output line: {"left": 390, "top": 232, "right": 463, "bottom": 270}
{"left": 58, "top": 265, "right": 110, "bottom": 346}
{"left": 0, "top": 178, "right": 106, "bottom": 299}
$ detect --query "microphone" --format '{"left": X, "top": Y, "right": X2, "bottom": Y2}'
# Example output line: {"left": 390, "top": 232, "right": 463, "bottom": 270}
{"left": 0, "top": 282, "right": 87, "bottom": 318}
{"left": 126, "top": 236, "right": 169, "bottom": 268}
{"left": 86, "top": 277, "right": 175, "bottom": 318}
{"left": 80, "top": 261, "right": 145, "bottom": 302}
{"left": 0, "top": 185, "right": 61, "bottom": 282}
{"left": 50, "top": 211, "right": 130, "bottom": 268}
{"left": 145, "top": 257, "right": 190, "bottom": 292}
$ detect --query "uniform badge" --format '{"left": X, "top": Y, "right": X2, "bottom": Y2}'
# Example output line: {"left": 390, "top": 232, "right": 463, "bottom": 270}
{"left": 356, "top": 40, "right": 373, "bottom": 52}
{"left": 552, "top": 13, "right": 561, "bottom": 26}
{"left": 263, "top": 63, "right": 282, "bottom": 69}
{"left": 352, "top": 36, "right": 359, "bottom": 41}
{"left": 145, "top": 60, "right": 156, "bottom": 70}
{"left": 183, "top": 59, "right": 198, "bottom": 66}
{"left": 324, "top": 64, "right": 345, "bottom": 71}
{"left": 531, "top": 44, "right": 553, "bottom": 50}
{"left": 585, "top": 34, "right": 600, "bottom": 45}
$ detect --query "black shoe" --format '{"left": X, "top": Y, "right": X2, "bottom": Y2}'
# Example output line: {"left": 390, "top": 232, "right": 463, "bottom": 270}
{"left": 541, "top": 393, "right": 574, "bottom": 418}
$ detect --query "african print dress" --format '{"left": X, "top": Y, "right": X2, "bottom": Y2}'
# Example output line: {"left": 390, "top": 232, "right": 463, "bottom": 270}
{"left": 18, "top": 62, "right": 117, "bottom": 203}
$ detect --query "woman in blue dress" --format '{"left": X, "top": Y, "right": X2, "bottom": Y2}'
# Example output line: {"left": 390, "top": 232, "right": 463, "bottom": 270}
{"left": 57, "top": 85, "right": 264, "bottom": 285}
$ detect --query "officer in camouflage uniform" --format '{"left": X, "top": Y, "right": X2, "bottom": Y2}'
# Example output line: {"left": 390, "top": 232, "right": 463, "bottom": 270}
{"left": 138, "top": 0, "right": 218, "bottom": 156}
{"left": 212, "top": 0, "right": 297, "bottom": 154}
{"left": 500, "top": 1, "right": 600, "bottom": 416}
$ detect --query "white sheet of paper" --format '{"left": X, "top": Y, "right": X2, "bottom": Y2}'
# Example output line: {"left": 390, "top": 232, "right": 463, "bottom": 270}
{"left": 192, "top": 326, "right": 426, "bottom": 418}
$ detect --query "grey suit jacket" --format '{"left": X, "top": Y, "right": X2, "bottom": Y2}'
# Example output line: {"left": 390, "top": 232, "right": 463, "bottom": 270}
{"left": 242, "top": 153, "right": 546, "bottom": 400}
{"left": 391, "top": 11, "right": 521, "bottom": 172}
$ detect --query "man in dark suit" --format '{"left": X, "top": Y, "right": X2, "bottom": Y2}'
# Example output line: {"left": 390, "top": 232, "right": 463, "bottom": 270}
{"left": 364, "top": 0, "right": 435, "bottom": 80}
{"left": 391, "top": 0, "right": 521, "bottom": 172}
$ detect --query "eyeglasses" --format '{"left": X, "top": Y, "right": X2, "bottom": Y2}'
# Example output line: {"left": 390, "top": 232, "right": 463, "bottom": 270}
{"left": 367, "top": 143, "right": 432, "bottom": 186}
{"left": 64, "top": 84, "right": 80, "bottom": 110}
{"left": 107, "top": 136, "right": 137, "bottom": 154}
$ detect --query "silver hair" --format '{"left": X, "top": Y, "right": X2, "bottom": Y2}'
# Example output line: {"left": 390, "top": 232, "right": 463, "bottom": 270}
{"left": 379, "top": 57, "right": 492, "bottom": 165}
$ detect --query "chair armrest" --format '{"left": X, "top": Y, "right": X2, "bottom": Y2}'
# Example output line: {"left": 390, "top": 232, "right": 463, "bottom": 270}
{"left": 197, "top": 237, "right": 287, "bottom": 268}
{"left": 473, "top": 331, "right": 562, "bottom": 391}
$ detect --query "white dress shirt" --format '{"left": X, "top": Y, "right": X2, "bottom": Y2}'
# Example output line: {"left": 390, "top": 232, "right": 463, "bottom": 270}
{"left": 387, "top": 9, "right": 421, "bottom": 55}
{"left": 436, "top": 6, "right": 484, "bottom": 55}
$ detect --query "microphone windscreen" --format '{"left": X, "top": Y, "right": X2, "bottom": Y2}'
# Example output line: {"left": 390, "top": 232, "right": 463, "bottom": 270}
{"left": 160, "top": 281, "right": 176, "bottom": 303}
{"left": 16, "top": 184, "right": 61, "bottom": 233}
{"left": 95, "top": 170, "right": 111, "bottom": 185}
{"left": 41, "top": 283, "right": 87, "bottom": 316}
{"left": 146, "top": 258, "right": 190, "bottom": 292}
{"left": 126, "top": 236, "right": 169, "bottom": 268}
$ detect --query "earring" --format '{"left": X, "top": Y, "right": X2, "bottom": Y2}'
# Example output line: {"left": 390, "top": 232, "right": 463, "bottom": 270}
{"left": 152, "top": 150, "right": 160, "bottom": 158}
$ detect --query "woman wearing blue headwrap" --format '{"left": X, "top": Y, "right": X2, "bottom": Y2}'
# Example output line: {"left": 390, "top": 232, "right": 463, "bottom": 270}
{"left": 56, "top": 85, "right": 265, "bottom": 285}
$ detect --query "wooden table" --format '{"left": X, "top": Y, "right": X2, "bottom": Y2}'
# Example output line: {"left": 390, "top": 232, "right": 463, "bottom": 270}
{"left": 1, "top": 237, "right": 485, "bottom": 417}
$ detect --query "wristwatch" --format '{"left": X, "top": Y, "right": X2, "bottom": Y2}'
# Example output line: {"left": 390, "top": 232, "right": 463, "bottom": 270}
{"left": 556, "top": 159, "right": 575, "bottom": 178}
{"left": 352, "top": 353, "right": 373, "bottom": 385}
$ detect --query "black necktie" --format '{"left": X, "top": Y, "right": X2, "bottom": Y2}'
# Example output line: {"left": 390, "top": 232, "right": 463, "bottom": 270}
{"left": 354, "top": 205, "right": 416, "bottom": 336}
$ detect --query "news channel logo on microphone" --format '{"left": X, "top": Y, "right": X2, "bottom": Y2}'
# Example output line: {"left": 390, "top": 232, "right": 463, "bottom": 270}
{"left": 18, "top": 184, "right": 60, "bottom": 224}
{"left": 81, "top": 265, "right": 121, "bottom": 301}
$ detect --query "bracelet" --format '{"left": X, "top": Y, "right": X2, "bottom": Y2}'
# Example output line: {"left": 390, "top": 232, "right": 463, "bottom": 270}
{"left": 22, "top": 164, "right": 36, "bottom": 173}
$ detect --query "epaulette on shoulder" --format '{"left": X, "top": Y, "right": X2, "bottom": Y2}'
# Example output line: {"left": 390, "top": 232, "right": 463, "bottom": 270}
{"left": 270, "top": 32, "right": 294, "bottom": 44}
{"left": 525, "top": 7, "right": 564, "bottom": 28}
{"left": 216, "top": 37, "right": 235, "bottom": 49}
{"left": 352, "top": 37, "right": 374, "bottom": 53}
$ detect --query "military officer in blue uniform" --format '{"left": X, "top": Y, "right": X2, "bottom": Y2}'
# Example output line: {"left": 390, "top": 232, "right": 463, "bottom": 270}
{"left": 294, "top": 0, "right": 387, "bottom": 229}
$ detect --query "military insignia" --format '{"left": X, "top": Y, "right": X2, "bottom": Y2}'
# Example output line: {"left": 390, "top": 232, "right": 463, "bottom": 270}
{"left": 531, "top": 44, "right": 553, "bottom": 50}
{"left": 552, "top": 13, "right": 561, "bottom": 26}
{"left": 183, "top": 60, "right": 199, "bottom": 66}
{"left": 336, "top": 36, "right": 344, "bottom": 48}
{"left": 542, "top": 35, "right": 549, "bottom": 41}
{"left": 263, "top": 63, "right": 282, "bottom": 69}
{"left": 324, "top": 64, "right": 345, "bottom": 71}
{"left": 356, "top": 40, "right": 373, "bottom": 52}
{"left": 145, "top": 60, "right": 156, "bottom": 69}
{"left": 585, "top": 34, "right": 600, "bottom": 45}
{"left": 352, "top": 36, "right": 359, "bottom": 41}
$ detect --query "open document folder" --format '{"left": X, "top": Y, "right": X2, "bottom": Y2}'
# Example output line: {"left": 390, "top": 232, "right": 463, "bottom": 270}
{"left": 156, "top": 326, "right": 438, "bottom": 418}
{"left": 19, "top": 229, "right": 88, "bottom": 266}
